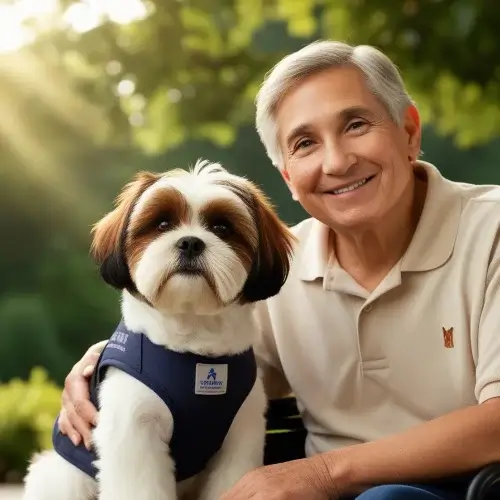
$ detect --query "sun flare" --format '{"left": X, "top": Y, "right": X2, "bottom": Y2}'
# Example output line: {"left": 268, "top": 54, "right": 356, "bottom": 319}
{"left": 0, "top": 0, "right": 150, "bottom": 219}
{"left": 0, "top": 0, "right": 150, "bottom": 53}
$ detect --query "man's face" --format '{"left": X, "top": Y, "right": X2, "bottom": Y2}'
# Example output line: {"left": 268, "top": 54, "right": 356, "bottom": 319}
{"left": 275, "top": 66, "right": 421, "bottom": 230}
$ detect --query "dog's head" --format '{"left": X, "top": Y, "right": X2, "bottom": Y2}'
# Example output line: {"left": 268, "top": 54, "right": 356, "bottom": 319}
{"left": 90, "top": 160, "right": 296, "bottom": 314}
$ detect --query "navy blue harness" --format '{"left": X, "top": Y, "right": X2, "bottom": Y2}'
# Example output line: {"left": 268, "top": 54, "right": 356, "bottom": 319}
{"left": 52, "top": 321, "right": 257, "bottom": 482}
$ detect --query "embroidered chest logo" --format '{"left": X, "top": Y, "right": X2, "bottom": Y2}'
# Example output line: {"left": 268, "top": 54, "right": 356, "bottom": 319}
{"left": 442, "top": 327, "right": 454, "bottom": 348}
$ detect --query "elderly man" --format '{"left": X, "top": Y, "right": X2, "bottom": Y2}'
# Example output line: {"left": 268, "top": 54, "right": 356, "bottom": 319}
{"left": 58, "top": 41, "right": 500, "bottom": 499}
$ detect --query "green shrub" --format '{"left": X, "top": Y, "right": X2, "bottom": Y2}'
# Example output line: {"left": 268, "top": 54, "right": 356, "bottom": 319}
{"left": 0, "top": 293, "right": 73, "bottom": 384}
{"left": 0, "top": 367, "right": 61, "bottom": 483}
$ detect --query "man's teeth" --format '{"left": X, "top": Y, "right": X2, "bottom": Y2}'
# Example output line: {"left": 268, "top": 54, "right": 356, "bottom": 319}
{"left": 332, "top": 178, "right": 369, "bottom": 195}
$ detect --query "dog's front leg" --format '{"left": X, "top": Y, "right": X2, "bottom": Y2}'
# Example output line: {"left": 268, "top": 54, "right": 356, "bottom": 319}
{"left": 93, "top": 368, "right": 177, "bottom": 500}
{"left": 198, "top": 379, "right": 267, "bottom": 500}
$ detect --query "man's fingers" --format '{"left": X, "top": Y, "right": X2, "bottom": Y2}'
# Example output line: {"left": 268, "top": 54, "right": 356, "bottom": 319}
{"left": 68, "top": 371, "right": 98, "bottom": 427}
{"left": 60, "top": 350, "right": 100, "bottom": 449}
{"left": 85, "top": 340, "right": 108, "bottom": 357}
{"left": 58, "top": 407, "right": 87, "bottom": 448}
{"left": 82, "top": 364, "right": 95, "bottom": 378}
{"left": 81, "top": 351, "right": 100, "bottom": 372}
{"left": 67, "top": 401, "right": 96, "bottom": 449}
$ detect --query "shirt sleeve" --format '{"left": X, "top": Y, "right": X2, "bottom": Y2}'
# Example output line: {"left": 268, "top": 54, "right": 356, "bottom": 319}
{"left": 475, "top": 233, "right": 500, "bottom": 403}
{"left": 253, "top": 300, "right": 292, "bottom": 400}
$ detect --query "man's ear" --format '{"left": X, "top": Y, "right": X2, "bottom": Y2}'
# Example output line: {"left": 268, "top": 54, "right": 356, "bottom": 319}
{"left": 404, "top": 104, "right": 422, "bottom": 161}
{"left": 90, "top": 171, "right": 159, "bottom": 290}
{"left": 240, "top": 184, "right": 297, "bottom": 303}
{"left": 280, "top": 167, "right": 299, "bottom": 201}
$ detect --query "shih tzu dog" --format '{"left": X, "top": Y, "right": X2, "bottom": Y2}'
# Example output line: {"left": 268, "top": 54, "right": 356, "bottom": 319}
{"left": 23, "top": 160, "right": 295, "bottom": 500}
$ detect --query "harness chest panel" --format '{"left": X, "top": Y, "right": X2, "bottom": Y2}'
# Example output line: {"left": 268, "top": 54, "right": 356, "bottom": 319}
{"left": 52, "top": 322, "right": 257, "bottom": 482}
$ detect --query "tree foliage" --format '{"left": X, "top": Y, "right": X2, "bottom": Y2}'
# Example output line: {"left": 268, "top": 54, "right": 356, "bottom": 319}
{"left": 13, "top": 0, "right": 499, "bottom": 153}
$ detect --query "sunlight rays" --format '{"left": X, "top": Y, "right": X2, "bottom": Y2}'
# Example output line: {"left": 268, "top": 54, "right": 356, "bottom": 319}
{"left": 0, "top": 0, "right": 150, "bottom": 221}
{"left": 0, "top": 49, "right": 108, "bottom": 222}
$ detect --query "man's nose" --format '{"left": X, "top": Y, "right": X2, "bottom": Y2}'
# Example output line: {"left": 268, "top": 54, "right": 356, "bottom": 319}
{"left": 322, "top": 142, "right": 355, "bottom": 176}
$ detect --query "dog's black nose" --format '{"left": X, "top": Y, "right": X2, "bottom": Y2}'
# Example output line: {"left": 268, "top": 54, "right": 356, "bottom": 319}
{"left": 176, "top": 236, "right": 205, "bottom": 258}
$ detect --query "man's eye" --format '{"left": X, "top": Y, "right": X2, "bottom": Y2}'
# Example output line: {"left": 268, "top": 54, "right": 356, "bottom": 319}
{"left": 347, "top": 120, "right": 366, "bottom": 132}
{"left": 295, "top": 139, "right": 314, "bottom": 150}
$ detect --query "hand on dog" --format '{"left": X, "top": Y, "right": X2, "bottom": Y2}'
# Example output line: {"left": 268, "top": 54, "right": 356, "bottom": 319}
{"left": 58, "top": 340, "right": 107, "bottom": 449}
{"left": 220, "top": 455, "right": 336, "bottom": 500}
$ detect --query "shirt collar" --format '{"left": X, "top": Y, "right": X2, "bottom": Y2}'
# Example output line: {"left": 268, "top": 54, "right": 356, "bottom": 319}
{"left": 298, "top": 161, "right": 462, "bottom": 280}
{"left": 298, "top": 219, "right": 332, "bottom": 281}
{"left": 400, "top": 161, "right": 462, "bottom": 271}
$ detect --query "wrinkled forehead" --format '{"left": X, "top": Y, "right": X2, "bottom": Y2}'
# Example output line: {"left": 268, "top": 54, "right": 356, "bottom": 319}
{"left": 276, "top": 66, "right": 387, "bottom": 144}
{"left": 130, "top": 172, "right": 253, "bottom": 222}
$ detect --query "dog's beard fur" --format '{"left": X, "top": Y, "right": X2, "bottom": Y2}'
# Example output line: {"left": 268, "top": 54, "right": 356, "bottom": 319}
{"left": 133, "top": 227, "right": 249, "bottom": 316}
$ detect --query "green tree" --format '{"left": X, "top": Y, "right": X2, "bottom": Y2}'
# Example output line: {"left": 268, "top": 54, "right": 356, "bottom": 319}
{"left": 15, "top": 0, "right": 499, "bottom": 153}
{"left": 0, "top": 294, "right": 71, "bottom": 383}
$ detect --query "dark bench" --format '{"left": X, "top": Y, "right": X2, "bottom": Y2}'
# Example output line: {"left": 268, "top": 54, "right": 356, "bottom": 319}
{"left": 264, "top": 397, "right": 500, "bottom": 500}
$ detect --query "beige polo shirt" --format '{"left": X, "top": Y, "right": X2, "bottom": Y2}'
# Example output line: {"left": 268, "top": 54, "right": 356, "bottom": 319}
{"left": 255, "top": 161, "right": 500, "bottom": 457}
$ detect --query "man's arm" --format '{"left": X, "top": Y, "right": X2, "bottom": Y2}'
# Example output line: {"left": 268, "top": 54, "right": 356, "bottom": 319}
{"left": 253, "top": 301, "right": 292, "bottom": 400}
{"left": 258, "top": 361, "right": 292, "bottom": 400}
{"left": 221, "top": 399, "right": 500, "bottom": 499}
{"left": 59, "top": 340, "right": 107, "bottom": 449}
{"left": 325, "top": 398, "right": 500, "bottom": 496}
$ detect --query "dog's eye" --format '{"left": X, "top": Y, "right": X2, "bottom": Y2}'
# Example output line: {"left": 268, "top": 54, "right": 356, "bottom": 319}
{"left": 211, "top": 220, "right": 233, "bottom": 239}
{"left": 157, "top": 221, "right": 171, "bottom": 232}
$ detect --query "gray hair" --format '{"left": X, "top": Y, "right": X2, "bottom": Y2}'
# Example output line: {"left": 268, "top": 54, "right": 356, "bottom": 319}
{"left": 255, "top": 40, "right": 415, "bottom": 168}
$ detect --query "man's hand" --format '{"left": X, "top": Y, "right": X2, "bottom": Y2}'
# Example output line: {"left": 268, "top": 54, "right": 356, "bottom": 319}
{"left": 220, "top": 455, "right": 337, "bottom": 500}
{"left": 58, "top": 340, "right": 107, "bottom": 450}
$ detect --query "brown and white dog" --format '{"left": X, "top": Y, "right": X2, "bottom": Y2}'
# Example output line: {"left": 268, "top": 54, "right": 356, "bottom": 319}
{"left": 23, "top": 160, "right": 295, "bottom": 500}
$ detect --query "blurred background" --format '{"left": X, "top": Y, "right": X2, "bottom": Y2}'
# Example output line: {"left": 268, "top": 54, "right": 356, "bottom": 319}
{"left": 1, "top": 0, "right": 500, "bottom": 485}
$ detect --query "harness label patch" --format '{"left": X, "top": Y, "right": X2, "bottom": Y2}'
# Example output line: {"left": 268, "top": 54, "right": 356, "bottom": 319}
{"left": 195, "top": 363, "right": 228, "bottom": 395}
{"left": 108, "top": 330, "right": 129, "bottom": 352}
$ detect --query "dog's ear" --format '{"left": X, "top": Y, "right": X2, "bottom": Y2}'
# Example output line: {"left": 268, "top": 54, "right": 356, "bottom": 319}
{"left": 240, "top": 184, "right": 296, "bottom": 303}
{"left": 90, "top": 171, "right": 159, "bottom": 290}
